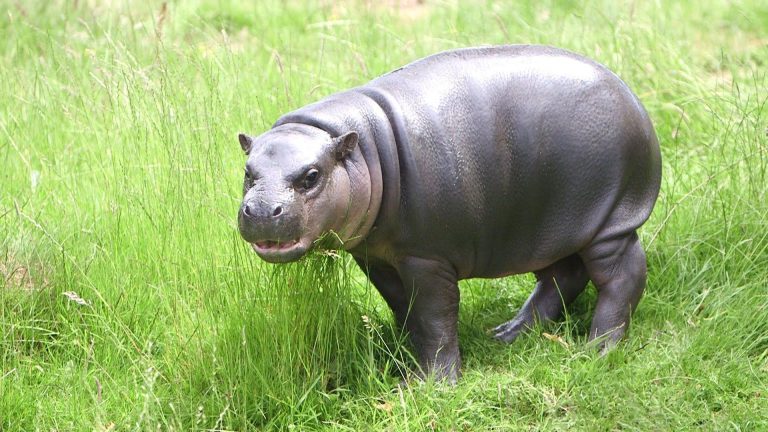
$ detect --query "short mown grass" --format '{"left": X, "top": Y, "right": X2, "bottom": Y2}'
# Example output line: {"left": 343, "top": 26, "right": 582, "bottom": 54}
{"left": 1, "top": 0, "right": 767, "bottom": 430}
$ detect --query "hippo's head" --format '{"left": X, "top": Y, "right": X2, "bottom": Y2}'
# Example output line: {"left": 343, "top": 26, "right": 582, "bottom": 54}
{"left": 237, "top": 123, "right": 368, "bottom": 263}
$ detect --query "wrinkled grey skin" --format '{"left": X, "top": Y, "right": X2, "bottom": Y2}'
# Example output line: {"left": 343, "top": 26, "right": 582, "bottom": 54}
{"left": 238, "top": 45, "right": 661, "bottom": 383}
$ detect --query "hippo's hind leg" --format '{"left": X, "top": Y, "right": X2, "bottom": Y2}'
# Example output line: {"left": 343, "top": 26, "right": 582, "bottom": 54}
{"left": 578, "top": 231, "right": 647, "bottom": 350}
{"left": 493, "top": 254, "right": 589, "bottom": 343}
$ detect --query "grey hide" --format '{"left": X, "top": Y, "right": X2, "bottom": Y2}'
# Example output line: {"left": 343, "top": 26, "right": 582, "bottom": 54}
{"left": 237, "top": 45, "right": 662, "bottom": 382}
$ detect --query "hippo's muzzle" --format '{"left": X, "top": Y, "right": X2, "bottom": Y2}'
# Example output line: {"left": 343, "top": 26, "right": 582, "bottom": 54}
{"left": 238, "top": 198, "right": 310, "bottom": 263}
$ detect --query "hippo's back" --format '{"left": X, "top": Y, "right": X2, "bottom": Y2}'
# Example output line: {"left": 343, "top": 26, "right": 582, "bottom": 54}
{"left": 359, "top": 45, "right": 661, "bottom": 278}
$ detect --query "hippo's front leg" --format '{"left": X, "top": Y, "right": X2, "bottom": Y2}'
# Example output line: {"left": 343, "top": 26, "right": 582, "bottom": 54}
{"left": 394, "top": 256, "right": 461, "bottom": 382}
{"left": 354, "top": 258, "right": 410, "bottom": 325}
{"left": 357, "top": 256, "right": 462, "bottom": 381}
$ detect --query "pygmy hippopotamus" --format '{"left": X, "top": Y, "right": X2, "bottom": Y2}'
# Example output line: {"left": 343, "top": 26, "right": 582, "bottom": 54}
{"left": 237, "top": 45, "right": 661, "bottom": 382}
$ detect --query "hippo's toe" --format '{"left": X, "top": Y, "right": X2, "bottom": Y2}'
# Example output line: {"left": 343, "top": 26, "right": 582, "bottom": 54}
{"left": 492, "top": 316, "right": 532, "bottom": 343}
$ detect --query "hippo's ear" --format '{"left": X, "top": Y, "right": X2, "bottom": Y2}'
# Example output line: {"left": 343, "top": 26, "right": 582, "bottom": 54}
{"left": 238, "top": 133, "right": 253, "bottom": 154}
{"left": 332, "top": 131, "right": 358, "bottom": 160}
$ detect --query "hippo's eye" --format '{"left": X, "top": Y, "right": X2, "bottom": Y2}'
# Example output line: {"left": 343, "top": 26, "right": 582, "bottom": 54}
{"left": 300, "top": 168, "right": 320, "bottom": 190}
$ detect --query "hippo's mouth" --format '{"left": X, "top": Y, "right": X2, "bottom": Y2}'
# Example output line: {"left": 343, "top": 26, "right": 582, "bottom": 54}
{"left": 253, "top": 239, "right": 299, "bottom": 250}
{"left": 249, "top": 237, "right": 311, "bottom": 263}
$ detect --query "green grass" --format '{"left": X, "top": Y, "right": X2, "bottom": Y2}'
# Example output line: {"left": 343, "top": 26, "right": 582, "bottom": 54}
{"left": 1, "top": 0, "right": 767, "bottom": 430}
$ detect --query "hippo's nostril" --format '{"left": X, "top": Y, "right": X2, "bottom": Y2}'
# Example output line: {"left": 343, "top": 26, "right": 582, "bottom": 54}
{"left": 272, "top": 205, "right": 283, "bottom": 217}
{"left": 243, "top": 203, "right": 255, "bottom": 218}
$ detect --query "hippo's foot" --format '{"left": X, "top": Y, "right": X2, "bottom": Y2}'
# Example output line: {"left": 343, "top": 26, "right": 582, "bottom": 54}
{"left": 492, "top": 315, "right": 532, "bottom": 343}
{"left": 493, "top": 254, "right": 590, "bottom": 344}
{"left": 406, "top": 349, "right": 461, "bottom": 385}
{"left": 580, "top": 231, "right": 647, "bottom": 352}
{"left": 589, "top": 322, "right": 628, "bottom": 356}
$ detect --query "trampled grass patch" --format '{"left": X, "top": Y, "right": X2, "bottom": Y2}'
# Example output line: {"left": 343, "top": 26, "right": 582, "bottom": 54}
{"left": 1, "top": 0, "right": 767, "bottom": 430}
